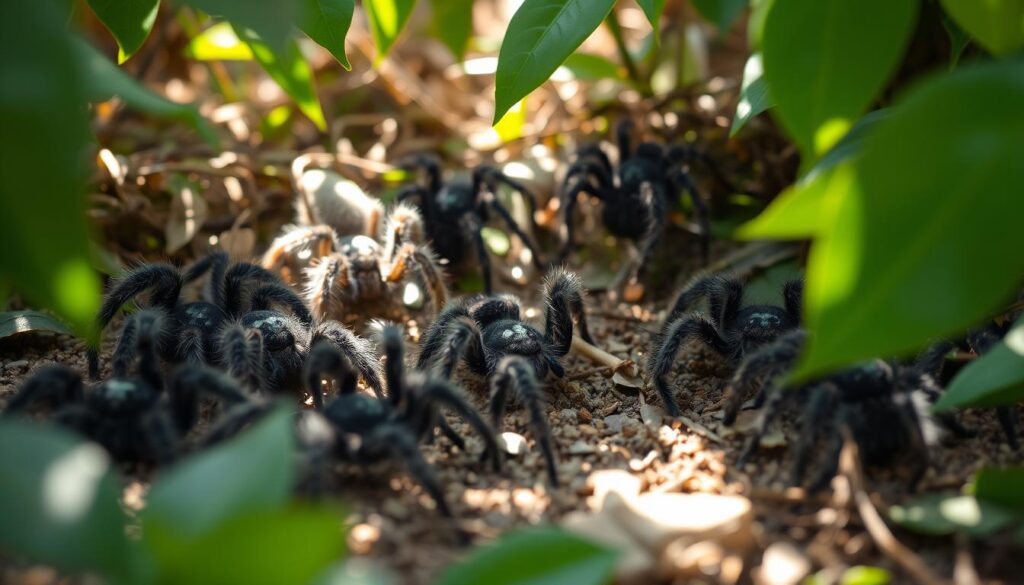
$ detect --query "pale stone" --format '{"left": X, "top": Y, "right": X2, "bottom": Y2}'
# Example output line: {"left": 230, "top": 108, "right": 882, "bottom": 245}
{"left": 586, "top": 470, "right": 642, "bottom": 509}
{"left": 500, "top": 432, "right": 529, "bottom": 456}
{"left": 755, "top": 542, "right": 810, "bottom": 585}
{"left": 606, "top": 492, "right": 754, "bottom": 553}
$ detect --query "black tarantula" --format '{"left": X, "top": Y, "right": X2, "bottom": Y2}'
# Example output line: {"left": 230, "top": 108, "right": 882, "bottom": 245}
{"left": 262, "top": 202, "right": 447, "bottom": 324}
{"left": 416, "top": 268, "right": 593, "bottom": 485}
{"left": 6, "top": 310, "right": 199, "bottom": 464}
{"left": 193, "top": 325, "right": 502, "bottom": 516}
{"left": 725, "top": 329, "right": 972, "bottom": 491}
{"left": 648, "top": 273, "right": 803, "bottom": 416}
{"left": 558, "top": 119, "right": 713, "bottom": 291}
{"left": 398, "top": 154, "right": 544, "bottom": 294}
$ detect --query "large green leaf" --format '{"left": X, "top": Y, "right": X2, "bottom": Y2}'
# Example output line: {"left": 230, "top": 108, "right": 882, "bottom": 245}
{"left": 692, "top": 0, "right": 747, "bottom": 31}
{"left": 435, "top": 527, "right": 617, "bottom": 585}
{"left": 762, "top": 0, "right": 916, "bottom": 157}
{"left": 636, "top": 0, "right": 665, "bottom": 31}
{"left": 972, "top": 467, "right": 1024, "bottom": 511}
{"left": 76, "top": 38, "right": 219, "bottom": 147}
{"left": 730, "top": 53, "right": 772, "bottom": 136}
{"left": 430, "top": 0, "right": 473, "bottom": 61}
{"left": 186, "top": 22, "right": 254, "bottom": 60}
{"left": 738, "top": 109, "right": 888, "bottom": 239}
{"left": 0, "top": 420, "right": 132, "bottom": 580}
{"left": 181, "top": 0, "right": 297, "bottom": 52}
{"left": 301, "top": 0, "right": 355, "bottom": 70}
{"left": 235, "top": 26, "right": 327, "bottom": 131}
{"left": 144, "top": 406, "right": 295, "bottom": 537}
{"left": 493, "top": 0, "right": 616, "bottom": 124}
{"left": 0, "top": 0, "right": 101, "bottom": 339}
{"left": 0, "top": 310, "right": 73, "bottom": 340}
{"left": 934, "top": 318, "right": 1024, "bottom": 411}
{"left": 87, "top": 0, "right": 161, "bottom": 63}
{"left": 792, "top": 60, "right": 1024, "bottom": 380}
{"left": 364, "top": 0, "right": 417, "bottom": 62}
{"left": 940, "top": 0, "right": 1024, "bottom": 56}
{"left": 889, "top": 493, "right": 1016, "bottom": 537}
{"left": 147, "top": 506, "right": 345, "bottom": 585}
{"left": 562, "top": 52, "right": 622, "bottom": 81}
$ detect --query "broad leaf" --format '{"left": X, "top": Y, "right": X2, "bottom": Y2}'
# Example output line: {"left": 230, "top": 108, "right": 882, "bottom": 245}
{"left": 87, "top": 0, "right": 160, "bottom": 62}
{"left": 144, "top": 406, "right": 295, "bottom": 537}
{"left": 692, "top": 0, "right": 747, "bottom": 31}
{"left": 430, "top": 0, "right": 474, "bottom": 61}
{"left": 301, "top": 0, "right": 355, "bottom": 70}
{"left": 636, "top": 0, "right": 665, "bottom": 31}
{"left": 0, "top": 310, "right": 73, "bottom": 339}
{"left": 0, "top": 420, "right": 132, "bottom": 580}
{"left": 889, "top": 493, "right": 1015, "bottom": 536}
{"left": 934, "top": 318, "right": 1024, "bottom": 411}
{"left": 181, "top": 0, "right": 297, "bottom": 52}
{"left": 0, "top": 0, "right": 101, "bottom": 339}
{"left": 186, "top": 22, "right": 254, "bottom": 60}
{"left": 76, "top": 38, "right": 220, "bottom": 147}
{"left": 972, "top": 467, "right": 1024, "bottom": 511}
{"left": 494, "top": 0, "right": 616, "bottom": 123}
{"left": 730, "top": 53, "right": 772, "bottom": 136}
{"left": 840, "top": 567, "right": 892, "bottom": 585}
{"left": 940, "top": 0, "right": 1024, "bottom": 56}
{"left": 738, "top": 110, "right": 888, "bottom": 239}
{"left": 436, "top": 527, "right": 617, "bottom": 585}
{"left": 762, "top": 0, "right": 916, "bottom": 156}
{"left": 236, "top": 27, "right": 327, "bottom": 131}
{"left": 147, "top": 506, "right": 345, "bottom": 585}
{"left": 793, "top": 60, "right": 1024, "bottom": 380}
{"left": 364, "top": 0, "right": 417, "bottom": 62}
{"left": 561, "top": 52, "right": 622, "bottom": 81}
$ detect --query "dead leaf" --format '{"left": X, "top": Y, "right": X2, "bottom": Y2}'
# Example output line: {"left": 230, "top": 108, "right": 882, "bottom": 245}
{"left": 165, "top": 173, "right": 208, "bottom": 253}
{"left": 0, "top": 311, "right": 72, "bottom": 339}
{"left": 220, "top": 228, "right": 256, "bottom": 259}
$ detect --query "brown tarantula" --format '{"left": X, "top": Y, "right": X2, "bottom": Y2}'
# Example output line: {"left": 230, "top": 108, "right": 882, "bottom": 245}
{"left": 262, "top": 202, "right": 448, "bottom": 325}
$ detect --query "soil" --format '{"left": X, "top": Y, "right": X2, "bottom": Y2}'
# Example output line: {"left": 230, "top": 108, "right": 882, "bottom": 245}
{"left": 2, "top": 244, "right": 1022, "bottom": 585}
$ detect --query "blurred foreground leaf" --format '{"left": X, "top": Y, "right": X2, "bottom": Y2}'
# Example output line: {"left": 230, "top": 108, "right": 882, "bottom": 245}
{"left": 636, "top": 0, "right": 665, "bottom": 31}
{"left": 436, "top": 527, "right": 617, "bottom": 585}
{"left": 730, "top": 53, "right": 771, "bottom": 136}
{"left": 301, "top": 0, "right": 355, "bottom": 70}
{"left": 430, "top": 0, "right": 473, "bottom": 61}
{"left": 0, "top": 0, "right": 101, "bottom": 339}
{"left": 934, "top": 318, "right": 1024, "bottom": 411}
{"left": 87, "top": 0, "right": 161, "bottom": 62}
{"left": 889, "top": 493, "right": 1015, "bottom": 536}
{"left": 692, "top": 0, "right": 747, "bottom": 31}
{"left": 0, "top": 310, "right": 73, "bottom": 340}
{"left": 187, "top": 22, "right": 254, "bottom": 60}
{"left": 182, "top": 0, "right": 297, "bottom": 52}
{"left": 236, "top": 27, "right": 327, "bottom": 131}
{"left": 365, "top": 0, "right": 417, "bottom": 62}
{"left": 0, "top": 420, "right": 132, "bottom": 580}
{"left": 940, "top": 0, "right": 1024, "bottom": 56}
{"left": 972, "top": 467, "right": 1024, "bottom": 511}
{"left": 562, "top": 52, "right": 622, "bottom": 81}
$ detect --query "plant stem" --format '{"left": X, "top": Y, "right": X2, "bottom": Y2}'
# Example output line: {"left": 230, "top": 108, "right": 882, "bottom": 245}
{"left": 604, "top": 10, "right": 642, "bottom": 89}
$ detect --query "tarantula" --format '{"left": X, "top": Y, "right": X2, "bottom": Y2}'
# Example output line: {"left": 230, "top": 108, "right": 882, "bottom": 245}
{"left": 558, "top": 120, "right": 714, "bottom": 292}
{"left": 726, "top": 330, "right": 972, "bottom": 491}
{"left": 416, "top": 268, "right": 593, "bottom": 485}
{"left": 193, "top": 325, "right": 501, "bottom": 516}
{"left": 262, "top": 202, "right": 447, "bottom": 325}
{"left": 397, "top": 154, "right": 544, "bottom": 294}
{"left": 648, "top": 273, "right": 803, "bottom": 416}
{"left": 89, "top": 252, "right": 311, "bottom": 378}
{"left": 6, "top": 310, "right": 197, "bottom": 464}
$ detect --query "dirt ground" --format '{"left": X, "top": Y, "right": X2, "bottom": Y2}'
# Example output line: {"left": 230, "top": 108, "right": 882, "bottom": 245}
{"left": 2, "top": 240, "right": 1022, "bottom": 585}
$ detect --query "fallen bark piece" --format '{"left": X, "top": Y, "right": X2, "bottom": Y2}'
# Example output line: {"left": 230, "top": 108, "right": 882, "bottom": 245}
{"left": 607, "top": 492, "right": 754, "bottom": 553}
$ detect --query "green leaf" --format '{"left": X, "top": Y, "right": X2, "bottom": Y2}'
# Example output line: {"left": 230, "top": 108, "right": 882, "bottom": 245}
{"left": 0, "top": 0, "right": 101, "bottom": 339}
{"left": 730, "top": 53, "right": 772, "bottom": 136}
{"left": 738, "top": 109, "right": 888, "bottom": 239}
{"left": 747, "top": 0, "right": 774, "bottom": 50}
{"left": 87, "top": 0, "right": 160, "bottom": 63}
{"left": 144, "top": 405, "right": 295, "bottom": 537}
{"left": 762, "top": 0, "right": 916, "bottom": 156}
{"left": 301, "top": 0, "right": 355, "bottom": 70}
{"left": 494, "top": 0, "right": 616, "bottom": 124}
{"left": 430, "top": 0, "right": 473, "bottom": 61}
{"left": 181, "top": 0, "right": 297, "bottom": 53}
{"left": 76, "top": 38, "right": 220, "bottom": 147}
{"left": 791, "top": 60, "right": 1024, "bottom": 380}
{"left": 934, "top": 318, "right": 1024, "bottom": 411}
{"left": 147, "top": 505, "right": 345, "bottom": 585}
{"left": 0, "top": 420, "right": 132, "bottom": 580}
{"left": 364, "top": 0, "right": 417, "bottom": 62}
{"left": 972, "top": 467, "right": 1024, "bottom": 511}
{"left": 561, "top": 52, "right": 622, "bottom": 81}
{"left": 636, "top": 0, "right": 665, "bottom": 31}
{"left": 0, "top": 310, "right": 73, "bottom": 339}
{"left": 236, "top": 26, "right": 327, "bottom": 131}
{"left": 942, "top": 12, "right": 972, "bottom": 68}
{"left": 840, "top": 566, "right": 891, "bottom": 585}
{"left": 692, "top": 0, "right": 747, "bottom": 31}
{"left": 187, "top": 21, "right": 254, "bottom": 60}
{"left": 481, "top": 227, "right": 512, "bottom": 256}
{"left": 436, "top": 527, "right": 617, "bottom": 585}
{"left": 889, "top": 493, "right": 1016, "bottom": 536}
{"left": 940, "top": 0, "right": 1024, "bottom": 56}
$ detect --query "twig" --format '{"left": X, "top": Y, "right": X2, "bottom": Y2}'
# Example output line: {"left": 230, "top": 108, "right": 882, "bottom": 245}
{"left": 570, "top": 336, "right": 635, "bottom": 377}
{"left": 839, "top": 433, "right": 950, "bottom": 585}
{"left": 604, "top": 10, "right": 643, "bottom": 90}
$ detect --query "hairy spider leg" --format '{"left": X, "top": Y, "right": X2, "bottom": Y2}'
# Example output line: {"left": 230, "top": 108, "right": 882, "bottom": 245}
{"left": 490, "top": 356, "right": 558, "bottom": 485}
{"left": 5, "top": 364, "right": 84, "bottom": 413}
{"left": 311, "top": 320, "right": 385, "bottom": 399}
{"left": 650, "top": 316, "right": 731, "bottom": 416}
{"left": 557, "top": 178, "right": 616, "bottom": 263}
{"left": 723, "top": 329, "right": 806, "bottom": 424}
{"left": 543, "top": 268, "right": 592, "bottom": 351}
{"left": 384, "top": 243, "right": 448, "bottom": 313}
{"left": 303, "top": 253, "right": 350, "bottom": 321}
